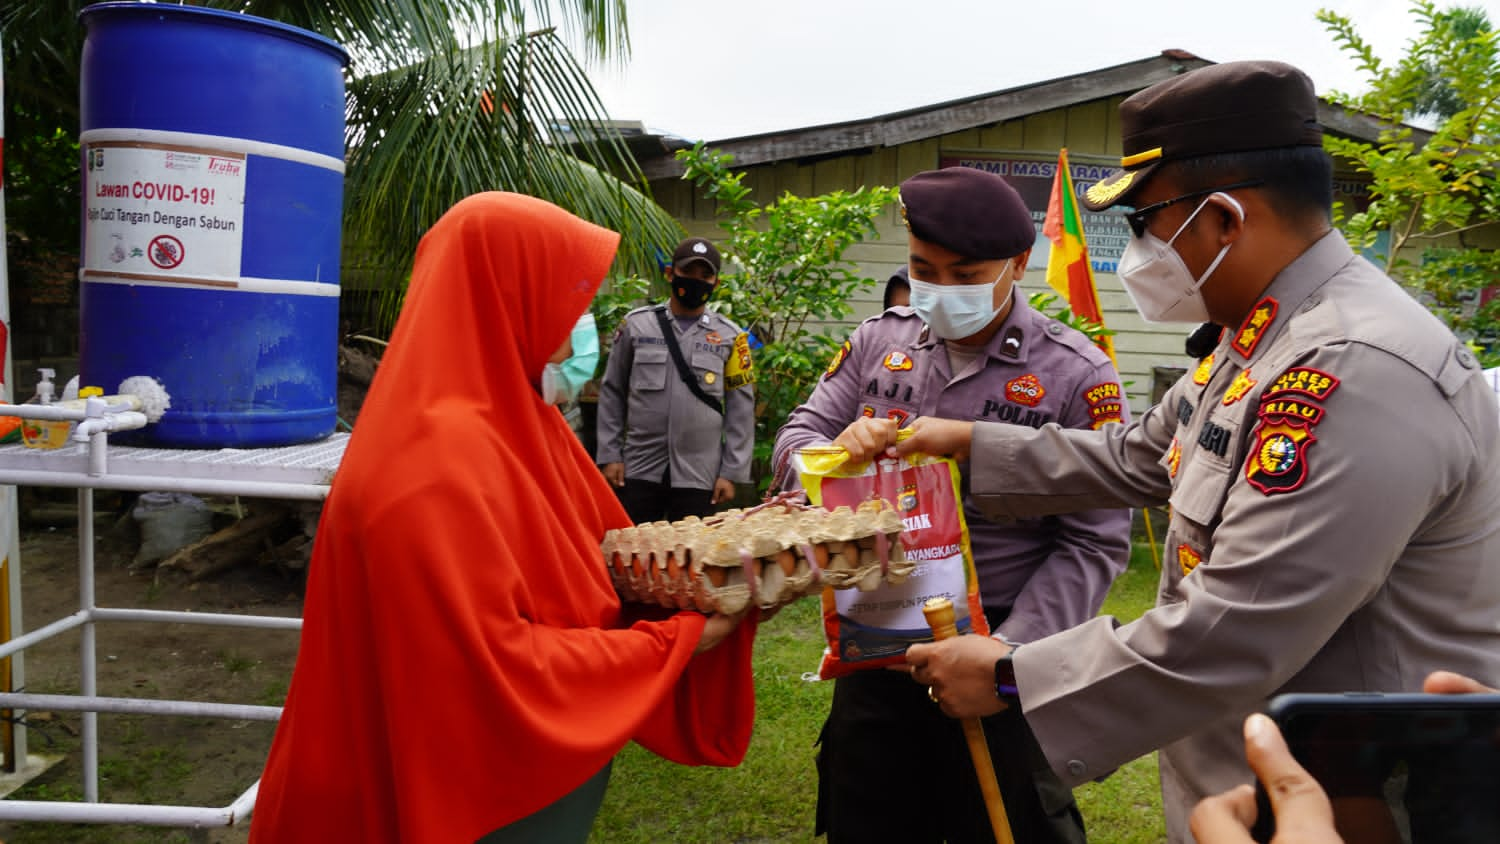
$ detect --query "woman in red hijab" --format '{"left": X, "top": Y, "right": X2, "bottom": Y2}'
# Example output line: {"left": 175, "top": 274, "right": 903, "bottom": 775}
{"left": 249, "top": 192, "right": 758, "bottom": 843}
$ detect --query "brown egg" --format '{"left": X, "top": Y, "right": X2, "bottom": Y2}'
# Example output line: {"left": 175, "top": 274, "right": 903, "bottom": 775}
{"left": 841, "top": 545, "right": 862, "bottom": 570}
{"left": 630, "top": 553, "right": 646, "bottom": 578}
{"left": 774, "top": 548, "right": 797, "bottom": 576}
{"left": 666, "top": 551, "right": 682, "bottom": 581}
{"left": 610, "top": 551, "right": 626, "bottom": 576}
{"left": 706, "top": 566, "right": 728, "bottom": 587}
{"left": 812, "top": 543, "right": 830, "bottom": 567}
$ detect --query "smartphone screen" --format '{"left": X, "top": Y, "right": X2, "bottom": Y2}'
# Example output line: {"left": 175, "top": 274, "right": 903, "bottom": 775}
{"left": 1252, "top": 693, "right": 1500, "bottom": 844}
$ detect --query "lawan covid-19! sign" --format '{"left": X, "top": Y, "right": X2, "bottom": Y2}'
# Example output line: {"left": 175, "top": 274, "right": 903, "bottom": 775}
{"left": 82, "top": 142, "right": 247, "bottom": 287}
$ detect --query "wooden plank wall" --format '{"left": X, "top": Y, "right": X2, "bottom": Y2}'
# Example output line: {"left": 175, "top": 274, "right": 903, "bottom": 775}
{"left": 651, "top": 95, "right": 1204, "bottom": 414}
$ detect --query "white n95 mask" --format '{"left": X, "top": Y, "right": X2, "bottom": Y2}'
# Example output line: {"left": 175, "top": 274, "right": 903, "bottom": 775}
{"left": 1118, "top": 193, "right": 1244, "bottom": 324}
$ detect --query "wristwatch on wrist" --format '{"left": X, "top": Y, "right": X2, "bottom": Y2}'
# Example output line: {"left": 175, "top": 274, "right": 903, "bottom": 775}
{"left": 994, "top": 646, "right": 1020, "bottom": 701}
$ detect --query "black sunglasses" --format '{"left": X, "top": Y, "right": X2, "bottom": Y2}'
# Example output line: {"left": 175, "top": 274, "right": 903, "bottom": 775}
{"left": 1123, "top": 179, "right": 1263, "bottom": 238}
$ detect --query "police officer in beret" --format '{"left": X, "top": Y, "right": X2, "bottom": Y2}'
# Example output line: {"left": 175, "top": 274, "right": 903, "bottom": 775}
{"left": 773, "top": 166, "right": 1132, "bottom": 843}
{"left": 883, "top": 265, "right": 912, "bottom": 309}
{"left": 851, "top": 61, "right": 1500, "bottom": 843}
{"left": 597, "top": 236, "right": 755, "bottom": 523}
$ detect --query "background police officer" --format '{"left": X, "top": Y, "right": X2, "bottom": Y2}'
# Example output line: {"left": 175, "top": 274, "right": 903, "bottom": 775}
{"left": 597, "top": 237, "right": 755, "bottom": 524}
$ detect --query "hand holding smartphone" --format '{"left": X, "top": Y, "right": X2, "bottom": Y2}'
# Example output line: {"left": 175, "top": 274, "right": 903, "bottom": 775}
{"left": 1250, "top": 692, "right": 1500, "bottom": 844}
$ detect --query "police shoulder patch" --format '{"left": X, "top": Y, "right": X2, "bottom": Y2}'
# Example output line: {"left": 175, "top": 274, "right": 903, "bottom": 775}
{"left": 1263, "top": 367, "right": 1339, "bottom": 402}
{"left": 825, "top": 340, "right": 852, "bottom": 378}
{"left": 725, "top": 332, "right": 755, "bottom": 389}
{"left": 1245, "top": 415, "right": 1316, "bottom": 495}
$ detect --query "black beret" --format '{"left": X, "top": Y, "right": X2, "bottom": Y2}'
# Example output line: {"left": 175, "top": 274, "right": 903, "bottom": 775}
{"left": 1081, "top": 60, "right": 1325, "bottom": 211}
{"left": 898, "top": 167, "right": 1036, "bottom": 260}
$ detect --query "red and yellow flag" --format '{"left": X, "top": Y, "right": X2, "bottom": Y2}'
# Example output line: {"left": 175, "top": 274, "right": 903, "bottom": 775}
{"left": 1043, "top": 148, "right": 1116, "bottom": 364}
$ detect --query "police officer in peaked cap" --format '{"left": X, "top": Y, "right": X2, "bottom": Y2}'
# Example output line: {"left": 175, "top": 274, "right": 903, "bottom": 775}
{"left": 850, "top": 60, "right": 1500, "bottom": 844}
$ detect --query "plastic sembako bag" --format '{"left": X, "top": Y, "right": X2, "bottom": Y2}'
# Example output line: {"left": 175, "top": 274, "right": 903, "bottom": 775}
{"left": 795, "top": 436, "right": 988, "bottom": 679}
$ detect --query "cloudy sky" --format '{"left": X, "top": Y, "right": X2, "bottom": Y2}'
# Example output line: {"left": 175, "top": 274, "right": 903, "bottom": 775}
{"left": 568, "top": 0, "right": 1500, "bottom": 142}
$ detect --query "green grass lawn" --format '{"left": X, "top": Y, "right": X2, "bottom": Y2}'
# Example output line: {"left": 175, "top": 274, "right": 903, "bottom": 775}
{"left": 592, "top": 542, "right": 1167, "bottom": 843}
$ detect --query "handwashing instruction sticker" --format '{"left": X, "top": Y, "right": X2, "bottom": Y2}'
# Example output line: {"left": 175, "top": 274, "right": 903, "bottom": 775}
{"left": 83, "top": 142, "right": 246, "bottom": 286}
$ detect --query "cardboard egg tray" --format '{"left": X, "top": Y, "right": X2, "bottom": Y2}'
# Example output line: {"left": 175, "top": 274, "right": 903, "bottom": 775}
{"left": 602, "top": 497, "right": 911, "bottom": 614}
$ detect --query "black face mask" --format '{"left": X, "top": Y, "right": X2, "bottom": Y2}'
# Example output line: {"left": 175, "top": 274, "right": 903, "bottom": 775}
{"left": 672, "top": 275, "right": 715, "bottom": 310}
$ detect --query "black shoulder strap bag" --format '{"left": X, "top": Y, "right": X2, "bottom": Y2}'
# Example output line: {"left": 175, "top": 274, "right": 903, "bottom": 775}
{"left": 654, "top": 305, "right": 723, "bottom": 415}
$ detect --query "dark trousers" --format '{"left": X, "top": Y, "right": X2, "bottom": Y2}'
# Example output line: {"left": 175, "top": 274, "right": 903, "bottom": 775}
{"left": 814, "top": 613, "right": 1086, "bottom": 844}
{"left": 616, "top": 473, "right": 715, "bottom": 524}
{"left": 476, "top": 761, "right": 611, "bottom": 843}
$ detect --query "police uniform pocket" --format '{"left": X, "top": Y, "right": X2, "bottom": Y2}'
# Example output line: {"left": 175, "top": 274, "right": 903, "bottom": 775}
{"left": 631, "top": 347, "right": 669, "bottom": 391}
{"left": 691, "top": 349, "right": 726, "bottom": 397}
{"left": 1168, "top": 418, "right": 1237, "bottom": 528}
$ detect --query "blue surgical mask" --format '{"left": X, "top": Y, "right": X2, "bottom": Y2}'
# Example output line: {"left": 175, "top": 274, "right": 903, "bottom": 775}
{"left": 908, "top": 260, "right": 1015, "bottom": 340}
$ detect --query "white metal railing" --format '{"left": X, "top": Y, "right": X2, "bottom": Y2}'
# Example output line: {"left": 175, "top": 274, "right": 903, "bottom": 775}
{"left": 0, "top": 417, "right": 344, "bottom": 828}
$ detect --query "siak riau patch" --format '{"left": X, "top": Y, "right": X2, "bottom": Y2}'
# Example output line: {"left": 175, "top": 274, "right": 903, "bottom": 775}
{"left": 1232, "top": 297, "right": 1278, "bottom": 358}
{"left": 1083, "top": 381, "right": 1124, "bottom": 428}
{"left": 883, "top": 351, "right": 914, "bottom": 372}
{"left": 724, "top": 332, "right": 755, "bottom": 389}
{"left": 1245, "top": 416, "right": 1316, "bottom": 495}
{"left": 1089, "top": 402, "right": 1124, "bottom": 429}
{"left": 825, "top": 340, "right": 852, "bottom": 378}
{"left": 1006, "top": 374, "right": 1045, "bottom": 407}
{"left": 1258, "top": 397, "right": 1323, "bottom": 426}
{"left": 1166, "top": 437, "right": 1182, "bottom": 478}
{"left": 1193, "top": 353, "right": 1215, "bottom": 385}
{"left": 1177, "top": 543, "right": 1203, "bottom": 576}
{"left": 1262, "top": 367, "right": 1339, "bottom": 402}
{"left": 1221, "top": 369, "right": 1257, "bottom": 406}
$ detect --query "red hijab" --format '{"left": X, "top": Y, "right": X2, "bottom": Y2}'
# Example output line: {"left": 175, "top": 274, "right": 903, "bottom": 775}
{"left": 250, "top": 192, "right": 757, "bottom": 843}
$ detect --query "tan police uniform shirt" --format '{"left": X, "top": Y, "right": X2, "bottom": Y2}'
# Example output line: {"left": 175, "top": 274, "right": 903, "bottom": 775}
{"left": 596, "top": 304, "right": 755, "bottom": 489}
{"left": 967, "top": 233, "right": 1500, "bottom": 842}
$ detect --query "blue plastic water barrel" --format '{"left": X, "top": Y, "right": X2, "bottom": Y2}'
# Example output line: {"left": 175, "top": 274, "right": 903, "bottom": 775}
{"left": 77, "top": 3, "right": 348, "bottom": 448}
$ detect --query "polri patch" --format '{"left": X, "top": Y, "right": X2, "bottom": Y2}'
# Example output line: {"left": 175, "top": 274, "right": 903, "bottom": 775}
{"left": 1006, "top": 374, "right": 1045, "bottom": 407}
{"left": 1193, "top": 354, "right": 1215, "bottom": 385}
{"left": 883, "top": 351, "right": 914, "bottom": 372}
{"left": 1221, "top": 369, "right": 1257, "bottom": 406}
{"left": 1262, "top": 367, "right": 1339, "bottom": 402}
{"left": 1232, "top": 297, "right": 1278, "bottom": 358}
{"left": 825, "top": 340, "right": 852, "bottom": 378}
{"left": 899, "top": 483, "right": 919, "bottom": 512}
{"left": 1245, "top": 417, "right": 1316, "bottom": 495}
{"left": 705, "top": 331, "right": 722, "bottom": 345}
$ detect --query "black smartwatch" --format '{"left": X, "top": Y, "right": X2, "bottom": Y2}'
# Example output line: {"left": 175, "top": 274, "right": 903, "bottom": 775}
{"left": 994, "top": 647, "right": 1020, "bottom": 701}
